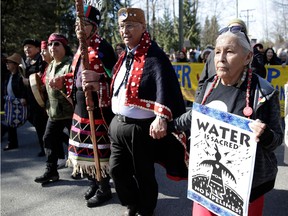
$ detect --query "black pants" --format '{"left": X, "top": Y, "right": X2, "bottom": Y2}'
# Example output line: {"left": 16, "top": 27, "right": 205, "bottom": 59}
{"left": 43, "top": 118, "right": 72, "bottom": 166}
{"left": 109, "top": 116, "right": 157, "bottom": 215}
{"left": 28, "top": 102, "right": 48, "bottom": 152}
{"left": 7, "top": 126, "right": 18, "bottom": 147}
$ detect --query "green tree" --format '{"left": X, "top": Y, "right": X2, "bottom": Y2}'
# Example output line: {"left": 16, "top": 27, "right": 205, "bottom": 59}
{"left": 99, "top": 0, "right": 125, "bottom": 47}
{"left": 1, "top": 0, "right": 127, "bottom": 54}
{"left": 201, "top": 15, "right": 219, "bottom": 48}
{"left": 182, "top": 0, "right": 201, "bottom": 49}
{"left": 209, "top": 15, "right": 219, "bottom": 44}
{"left": 201, "top": 17, "right": 211, "bottom": 48}
{"left": 1, "top": 0, "right": 76, "bottom": 54}
{"left": 156, "top": 8, "right": 178, "bottom": 53}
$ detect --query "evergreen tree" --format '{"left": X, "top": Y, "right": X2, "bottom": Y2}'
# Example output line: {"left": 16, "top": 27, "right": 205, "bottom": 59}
{"left": 182, "top": 0, "right": 201, "bottom": 49}
{"left": 1, "top": 0, "right": 75, "bottom": 54}
{"left": 156, "top": 8, "right": 178, "bottom": 53}
{"left": 201, "top": 17, "right": 211, "bottom": 48}
{"left": 201, "top": 15, "right": 219, "bottom": 48}
{"left": 99, "top": 0, "right": 124, "bottom": 46}
{"left": 209, "top": 15, "right": 219, "bottom": 46}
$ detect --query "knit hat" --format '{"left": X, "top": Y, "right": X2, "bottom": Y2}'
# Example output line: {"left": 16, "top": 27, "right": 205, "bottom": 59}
{"left": 48, "top": 33, "right": 68, "bottom": 46}
{"left": 118, "top": 8, "right": 146, "bottom": 25}
{"left": 6, "top": 53, "right": 22, "bottom": 65}
{"left": 253, "top": 43, "right": 263, "bottom": 49}
{"left": 41, "top": 41, "right": 47, "bottom": 50}
{"left": 22, "top": 38, "right": 41, "bottom": 47}
{"left": 227, "top": 18, "right": 247, "bottom": 34}
{"left": 83, "top": 5, "right": 101, "bottom": 26}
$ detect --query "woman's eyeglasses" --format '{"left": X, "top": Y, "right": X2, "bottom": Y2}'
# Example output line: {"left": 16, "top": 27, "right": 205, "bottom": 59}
{"left": 48, "top": 42, "right": 61, "bottom": 47}
{"left": 218, "top": 26, "right": 250, "bottom": 44}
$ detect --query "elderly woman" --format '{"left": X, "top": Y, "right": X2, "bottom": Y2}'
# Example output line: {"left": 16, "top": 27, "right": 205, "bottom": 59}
{"left": 3, "top": 53, "right": 26, "bottom": 151}
{"left": 172, "top": 28, "right": 283, "bottom": 215}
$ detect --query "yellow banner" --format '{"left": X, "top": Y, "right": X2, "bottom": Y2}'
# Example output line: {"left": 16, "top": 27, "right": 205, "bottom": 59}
{"left": 267, "top": 65, "right": 288, "bottom": 117}
{"left": 173, "top": 63, "right": 204, "bottom": 102}
{"left": 172, "top": 63, "right": 288, "bottom": 117}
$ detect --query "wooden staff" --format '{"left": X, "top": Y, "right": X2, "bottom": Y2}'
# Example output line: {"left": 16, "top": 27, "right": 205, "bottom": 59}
{"left": 75, "top": 0, "right": 102, "bottom": 182}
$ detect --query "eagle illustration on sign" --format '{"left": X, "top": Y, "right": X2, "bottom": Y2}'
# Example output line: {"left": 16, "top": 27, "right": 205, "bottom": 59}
{"left": 200, "top": 144, "right": 236, "bottom": 199}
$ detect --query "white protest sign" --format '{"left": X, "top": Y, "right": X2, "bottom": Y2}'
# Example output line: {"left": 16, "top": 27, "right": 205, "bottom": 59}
{"left": 188, "top": 103, "right": 257, "bottom": 216}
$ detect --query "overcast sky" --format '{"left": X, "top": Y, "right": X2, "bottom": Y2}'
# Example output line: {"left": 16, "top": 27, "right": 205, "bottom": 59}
{"left": 131, "top": 0, "right": 277, "bottom": 42}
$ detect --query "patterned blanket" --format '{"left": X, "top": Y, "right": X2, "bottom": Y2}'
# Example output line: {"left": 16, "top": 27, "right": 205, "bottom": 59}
{"left": 4, "top": 96, "right": 27, "bottom": 128}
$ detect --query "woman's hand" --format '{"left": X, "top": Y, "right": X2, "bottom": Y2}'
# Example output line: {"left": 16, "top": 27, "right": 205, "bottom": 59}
{"left": 149, "top": 116, "right": 167, "bottom": 139}
{"left": 49, "top": 76, "right": 64, "bottom": 90}
{"left": 249, "top": 119, "right": 266, "bottom": 142}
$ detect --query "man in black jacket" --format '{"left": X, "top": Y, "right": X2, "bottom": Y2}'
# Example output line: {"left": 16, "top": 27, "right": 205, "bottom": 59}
{"left": 109, "top": 8, "right": 188, "bottom": 216}
{"left": 22, "top": 39, "right": 48, "bottom": 157}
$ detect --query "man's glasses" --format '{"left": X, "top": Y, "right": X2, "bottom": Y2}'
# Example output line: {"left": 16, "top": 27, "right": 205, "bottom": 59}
{"left": 48, "top": 42, "right": 61, "bottom": 47}
{"left": 218, "top": 26, "right": 250, "bottom": 44}
{"left": 118, "top": 23, "right": 140, "bottom": 31}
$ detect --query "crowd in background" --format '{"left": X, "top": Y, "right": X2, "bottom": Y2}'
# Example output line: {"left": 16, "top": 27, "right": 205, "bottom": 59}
{"left": 168, "top": 44, "right": 288, "bottom": 68}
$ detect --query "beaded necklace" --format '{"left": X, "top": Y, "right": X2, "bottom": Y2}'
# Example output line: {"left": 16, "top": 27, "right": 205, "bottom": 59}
{"left": 243, "top": 68, "right": 253, "bottom": 118}
{"left": 201, "top": 68, "right": 253, "bottom": 118}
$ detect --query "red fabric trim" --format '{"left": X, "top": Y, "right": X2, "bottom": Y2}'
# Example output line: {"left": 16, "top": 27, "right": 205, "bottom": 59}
{"left": 65, "top": 35, "right": 110, "bottom": 107}
{"left": 64, "top": 73, "right": 74, "bottom": 96}
{"left": 65, "top": 48, "right": 81, "bottom": 97}
{"left": 71, "top": 48, "right": 81, "bottom": 75}
{"left": 71, "top": 125, "right": 107, "bottom": 137}
{"left": 41, "top": 66, "right": 47, "bottom": 85}
{"left": 111, "top": 32, "right": 173, "bottom": 120}
{"left": 172, "top": 132, "right": 189, "bottom": 167}
{"left": 126, "top": 98, "right": 173, "bottom": 120}
{"left": 166, "top": 174, "right": 188, "bottom": 181}
{"left": 73, "top": 113, "right": 105, "bottom": 125}
{"left": 85, "top": 5, "right": 91, "bottom": 17}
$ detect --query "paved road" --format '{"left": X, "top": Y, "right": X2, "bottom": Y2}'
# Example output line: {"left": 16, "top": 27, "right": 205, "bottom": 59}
{"left": 1, "top": 122, "right": 288, "bottom": 216}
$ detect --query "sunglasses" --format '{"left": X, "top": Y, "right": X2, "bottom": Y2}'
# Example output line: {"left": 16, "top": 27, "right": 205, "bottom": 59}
{"left": 218, "top": 26, "right": 250, "bottom": 44}
{"left": 48, "top": 42, "right": 61, "bottom": 47}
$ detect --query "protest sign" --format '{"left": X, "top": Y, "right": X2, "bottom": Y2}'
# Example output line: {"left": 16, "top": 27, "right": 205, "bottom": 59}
{"left": 188, "top": 103, "right": 257, "bottom": 216}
